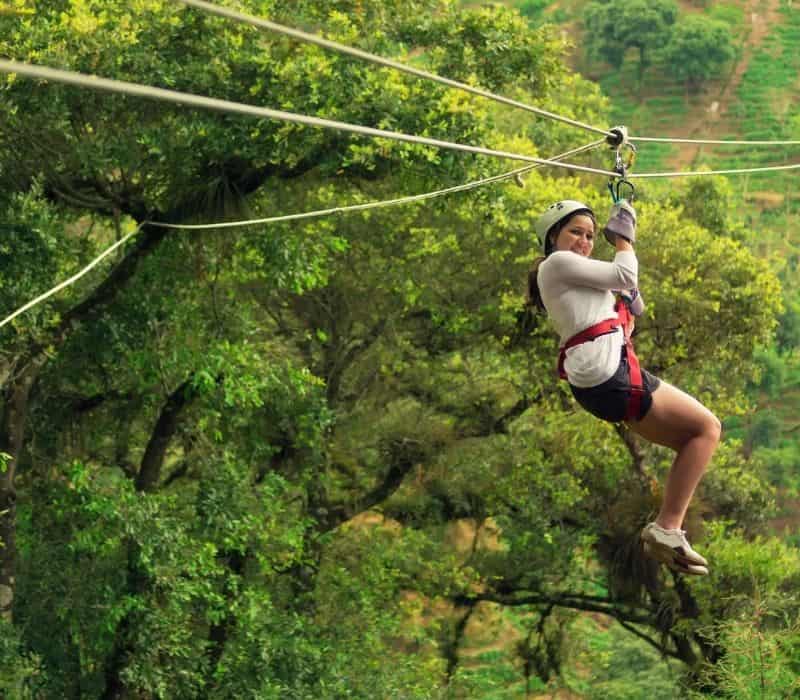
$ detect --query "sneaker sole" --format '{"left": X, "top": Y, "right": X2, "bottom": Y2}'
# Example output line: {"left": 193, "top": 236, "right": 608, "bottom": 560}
{"left": 642, "top": 541, "right": 709, "bottom": 576}
{"left": 640, "top": 528, "right": 708, "bottom": 568}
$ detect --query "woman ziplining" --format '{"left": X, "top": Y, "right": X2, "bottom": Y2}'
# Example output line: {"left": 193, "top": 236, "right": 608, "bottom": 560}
{"left": 527, "top": 186, "right": 722, "bottom": 576}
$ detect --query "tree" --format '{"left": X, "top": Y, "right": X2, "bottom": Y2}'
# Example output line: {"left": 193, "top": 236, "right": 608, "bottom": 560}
{"left": 660, "top": 14, "right": 736, "bottom": 93}
{"left": 584, "top": 0, "right": 678, "bottom": 82}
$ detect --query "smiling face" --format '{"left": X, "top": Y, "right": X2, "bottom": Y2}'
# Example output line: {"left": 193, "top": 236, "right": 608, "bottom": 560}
{"left": 551, "top": 213, "right": 596, "bottom": 257}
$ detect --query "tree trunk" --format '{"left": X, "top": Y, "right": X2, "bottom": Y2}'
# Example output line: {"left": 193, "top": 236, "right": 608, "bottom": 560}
{"left": 101, "top": 544, "right": 149, "bottom": 700}
{"left": 206, "top": 551, "right": 245, "bottom": 679}
{"left": 102, "top": 378, "right": 198, "bottom": 697}
{"left": 0, "top": 357, "right": 44, "bottom": 622}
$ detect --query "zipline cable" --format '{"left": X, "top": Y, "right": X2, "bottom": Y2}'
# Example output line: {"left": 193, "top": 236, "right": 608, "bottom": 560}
{"left": 149, "top": 140, "right": 605, "bottom": 230}
{"left": 179, "top": 2, "right": 800, "bottom": 149}
{"left": 3, "top": 60, "right": 799, "bottom": 182}
{"left": 0, "top": 137, "right": 603, "bottom": 330}
{"left": 629, "top": 163, "right": 800, "bottom": 178}
{"left": 631, "top": 136, "right": 800, "bottom": 146}
{"left": 176, "top": 0, "right": 613, "bottom": 139}
{"left": 0, "top": 225, "right": 144, "bottom": 330}
{"left": 0, "top": 59, "right": 620, "bottom": 178}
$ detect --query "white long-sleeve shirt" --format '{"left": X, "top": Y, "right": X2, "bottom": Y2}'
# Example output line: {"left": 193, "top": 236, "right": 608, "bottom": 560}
{"left": 537, "top": 250, "right": 639, "bottom": 388}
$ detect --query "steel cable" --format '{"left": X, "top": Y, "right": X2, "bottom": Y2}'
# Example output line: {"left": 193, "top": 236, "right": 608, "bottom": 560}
{"left": 148, "top": 140, "right": 605, "bottom": 230}
{"left": 0, "top": 59, "right": 620, "bottom": 178}
{"left": 176, "top": 0, "right": 613, "bottom": 139}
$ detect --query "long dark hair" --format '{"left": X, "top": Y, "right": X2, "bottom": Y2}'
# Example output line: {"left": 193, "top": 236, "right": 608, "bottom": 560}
{"left": 525, "top": 209, "right": 596, "bottom": 312}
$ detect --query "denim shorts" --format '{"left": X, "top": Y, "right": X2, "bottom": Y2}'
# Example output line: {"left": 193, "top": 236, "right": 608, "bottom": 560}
{"left": 569, "top": 350, "right": 661, "bottom": 423}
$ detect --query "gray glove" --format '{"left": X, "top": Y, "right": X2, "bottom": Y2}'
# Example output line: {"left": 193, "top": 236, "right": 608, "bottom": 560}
{"left": 619, "top": 288, "right": 645, "bottom": 316}
{"left": 604, "top": 200, "right": 637, "bottom": 245}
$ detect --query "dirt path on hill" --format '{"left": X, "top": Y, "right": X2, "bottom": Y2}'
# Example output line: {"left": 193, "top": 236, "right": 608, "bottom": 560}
{"left": 768, "top": 496, "right": 800, "bottom": 535}
{"left": 668, "top": 0, "right": 782, "bottom": 169}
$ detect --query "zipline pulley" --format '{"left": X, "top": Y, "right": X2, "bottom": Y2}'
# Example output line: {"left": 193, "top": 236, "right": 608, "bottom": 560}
{"left": 606, "top": 125, "right": 637, "bottom": 203}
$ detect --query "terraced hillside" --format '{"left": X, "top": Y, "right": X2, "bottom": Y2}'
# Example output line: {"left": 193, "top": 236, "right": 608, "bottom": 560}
{"left": 474, "top": 1, "right": 799, "bottom": 198}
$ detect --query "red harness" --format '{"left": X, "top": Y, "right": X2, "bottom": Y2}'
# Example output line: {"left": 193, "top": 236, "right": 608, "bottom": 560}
{"left": 558, "top": 299, "right": 644, "bottom": 422}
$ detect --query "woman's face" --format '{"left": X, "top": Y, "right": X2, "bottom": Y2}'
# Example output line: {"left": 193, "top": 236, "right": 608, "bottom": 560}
{"left": 552, "top": 214, "right": 595, "bottom": 257}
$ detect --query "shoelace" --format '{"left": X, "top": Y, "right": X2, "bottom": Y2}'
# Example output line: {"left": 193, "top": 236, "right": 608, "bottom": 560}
{"left": 654, "top": 525, "right": 691, "bottom": 544}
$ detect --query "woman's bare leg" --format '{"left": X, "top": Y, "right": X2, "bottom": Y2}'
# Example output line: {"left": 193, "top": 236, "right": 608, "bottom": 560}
{"left": 627, "top": 381, "right": 721, "bottom": 529}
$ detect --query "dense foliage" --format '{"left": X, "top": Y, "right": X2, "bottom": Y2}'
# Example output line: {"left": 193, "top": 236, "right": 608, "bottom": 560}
{"left": 0, "top": 0, "right": 796, "bottom": 697}
{"left": 660, "top": 14, "right": 736, "bottom": 92}
{"left": 584, "top": 0, "right": 679, "bottom": 78}
{"left": 583, "top": 0, "right": 735, "bottom": 89}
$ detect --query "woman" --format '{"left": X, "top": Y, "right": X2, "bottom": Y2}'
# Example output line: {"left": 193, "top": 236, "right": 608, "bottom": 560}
{"left": 528, "top": 199, "right": 721, "bottom": 576}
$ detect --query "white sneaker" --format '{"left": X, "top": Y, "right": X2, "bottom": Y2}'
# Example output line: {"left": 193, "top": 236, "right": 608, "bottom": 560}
{"left": 641, "top": 522, "right": 709, "bottom": 576}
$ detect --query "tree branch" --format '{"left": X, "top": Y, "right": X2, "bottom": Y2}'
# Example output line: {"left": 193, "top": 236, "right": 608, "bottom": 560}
{"left": 615, "top": 618, "right": 684, "bottom": 662}
{"left": 319, "top": 438, "right": 423, "bottom": 532}
{"left": 492, "top": 395, "right": 536, "bottom": 434}
{"left": 326, "top": 319, "right": 386, "bottom": 405}
{"left": 57, "top": 223, "right": 170, "bottom": 336}
{"left": 445, "top": 603, "right": 475, "bottom": 681}
{"left": 135, "top": 376, "right": 195, "bottom": 493}
{"left": 455, "top": 591, "right": 654, "bottom": 627}
{"left": 614, "top": 422, "right": 646, "bottom": 477}
{"left": 56, "top": 390, "right": 135, "bottom": 415}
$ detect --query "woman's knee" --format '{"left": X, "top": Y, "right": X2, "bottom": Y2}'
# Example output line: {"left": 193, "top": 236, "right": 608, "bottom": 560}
{"left": 705, "top": 412, "right": 722, "bottom": 445}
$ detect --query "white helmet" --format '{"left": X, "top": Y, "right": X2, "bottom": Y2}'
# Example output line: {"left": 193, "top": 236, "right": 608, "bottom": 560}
{"left": 534, "top": 200, "right": 594, "bottom": 254}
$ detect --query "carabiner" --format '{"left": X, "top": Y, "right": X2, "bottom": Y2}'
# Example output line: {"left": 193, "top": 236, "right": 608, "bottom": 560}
{"left": 609, "top": 177, "right": 636, "bottom": 204}
{"left": 607, "top": 133, "right": 637, "bottom": 203}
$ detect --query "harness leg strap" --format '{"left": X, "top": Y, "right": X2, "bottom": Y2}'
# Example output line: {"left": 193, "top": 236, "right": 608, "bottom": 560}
{"left": 624, "top": 343, "right": 644, "bottom": 422}
{"left": 616, "top": 300, "right": 645, "bottom": 422}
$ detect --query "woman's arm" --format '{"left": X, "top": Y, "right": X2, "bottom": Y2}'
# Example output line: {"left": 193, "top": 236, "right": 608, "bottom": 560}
{"left": 615, "top": 236, "right": 633, "bottom": 254}
{"left": 613, "top": 236, "right": 645, "bottom": 311}
{"left": 544, "top": 248, "right": 638, "bottom": 291}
